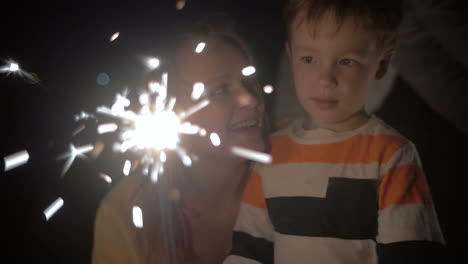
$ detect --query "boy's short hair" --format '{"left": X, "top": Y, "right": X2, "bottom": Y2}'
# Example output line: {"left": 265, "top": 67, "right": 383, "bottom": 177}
{"left": 284, "top": 0, "right": 402, "bottom": 50}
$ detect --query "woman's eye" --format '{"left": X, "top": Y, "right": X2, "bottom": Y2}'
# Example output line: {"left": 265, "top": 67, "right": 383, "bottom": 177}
{"left": 211, "top": 84, "right": 229, "bottom": 97}
{"left": 301, "top": 56, "right": 315, "bottom": 64}
{"left": 339, "top": 58, "right": 358, "bottom": 66}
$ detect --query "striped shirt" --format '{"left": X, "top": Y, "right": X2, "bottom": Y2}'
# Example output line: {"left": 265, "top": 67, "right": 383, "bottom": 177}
{"left": 225, "top": 116, "right": 445, "bottom": 264}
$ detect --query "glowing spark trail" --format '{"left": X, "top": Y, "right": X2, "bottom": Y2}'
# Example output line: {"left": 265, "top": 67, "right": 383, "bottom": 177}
{"left": 231, "top": 146, "right": 272, "bottom": 164}
{"left": 195, "top": 42, "right": 206, "bottom": 53}
{"left": 191, "top": 82, "right": 205, "bottom": 100}
{"left": 110, "top": 32, "right": 120, "bottom": 42}
{"left": 209, "top": 133, "right": 221, "bottom": 146}
{"left": 180, "top": 99, "right": 210, "bottom": 119}
{"left": 44, "top": 198, "right": 64, "bottom": 221}
{"left": 123, "top": 160, "right": 131, "bottom": 176}
{"left": 58, "top": 144, "right": 94, "bottom": 176}
{"left": 97, "top": 123, "right": 118, "bottom": 134}
{"left": 132, "top": 206, "right": 144, "bottom": 228}
{"left": 3, "top": 150, "right": 29, "bottom": 172}
{"left": 241, "top": 66, "right": 256, "bottom": 76}
{"left": 99, "top": 173, "right": 112, "bottom": 184}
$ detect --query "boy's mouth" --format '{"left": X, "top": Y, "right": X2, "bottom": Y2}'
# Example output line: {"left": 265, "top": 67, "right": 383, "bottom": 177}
{"left": 310, "top": 97, "right": 338, "bottom": 109}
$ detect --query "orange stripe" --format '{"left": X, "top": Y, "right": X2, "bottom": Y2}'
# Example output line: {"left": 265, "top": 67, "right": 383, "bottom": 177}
{"left": 242, "top": 170, "right": 267, "bottom": 209}
{"left": 378, "top": 165, "right": 433, "bottom": 210}
{"left": 271, "top": 134, "right": 406, "bottom": 165}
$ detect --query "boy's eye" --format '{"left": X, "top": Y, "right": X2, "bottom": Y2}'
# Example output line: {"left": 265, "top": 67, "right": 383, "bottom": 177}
{"left": 339, "top": 58, "right": 358, "bottom": 66}
{"left": 300, "top": 56, "right": 315, "bottom": 64}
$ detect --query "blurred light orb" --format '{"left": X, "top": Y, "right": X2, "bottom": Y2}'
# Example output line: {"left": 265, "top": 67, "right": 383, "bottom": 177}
{"left": 97, "top": 73, "right": 110, "bottom": 86}
{"left": 263, "top": 84, "right": 274, "bottom": 94}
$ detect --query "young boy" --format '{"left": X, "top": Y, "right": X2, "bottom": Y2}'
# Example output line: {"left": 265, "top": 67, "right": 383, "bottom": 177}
{"left": 224, "top": 1, "right": 445, "bottom": 263}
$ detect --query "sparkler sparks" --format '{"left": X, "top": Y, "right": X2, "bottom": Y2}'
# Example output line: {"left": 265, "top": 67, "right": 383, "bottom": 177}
{"left": 3, "top": 150, "right": 29, "bottom": 172}
{"left": 110, "top": 32, "right": 120, "bottom": 42}
{"left": 145, "top": 57, "right": 160, "bottom": 70}
{"left": 1, "top": 59, "right": 40, "bottom": 83}
{"left": 44, "top": 198, "right": 64, "bottom": 221}
{"left": 58, "top": 144, "right": 94, "bottom": 176}
{"left": 132, "top": 206, "right": 144, "bottom": 228}
{"left": 231, "top": 146, "right": 272, "bottom": 164}
{"left": 123, "top": 160, "right": 132, "bottom": 176}
{"left": 241, "top": 66, "right": 256, "bottom": 76}
{"left": 263, "top": 84, "right": 274, "bottom": 94}
{"left": 195, "top": 42, "right": 206, "bottom": 53}
{"left": 209, "top": 133, "right": 221, "bottom": 147}
{"left": 97, "top": 123, "right": 118, "bottom": 134}
{"left": 191, "top": 82, "right": 205, "bottom": 100}
{"left": 99, "top": 173, "right": 112, "bottom": 184}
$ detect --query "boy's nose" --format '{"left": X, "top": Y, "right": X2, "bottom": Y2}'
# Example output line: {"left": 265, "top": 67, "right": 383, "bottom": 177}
{"left": 317, "top": 64, "right": 338, "bottom": 89}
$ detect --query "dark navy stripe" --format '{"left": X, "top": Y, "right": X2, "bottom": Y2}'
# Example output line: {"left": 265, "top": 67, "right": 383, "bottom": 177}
{"left": 377, "top": 241, "right": 446, "bottom": 264}
{"left": 266, "top": 177, "right": 378, "bottom": 239}
{"left": 230, "top": 231, "right": 274, "bottom": 264}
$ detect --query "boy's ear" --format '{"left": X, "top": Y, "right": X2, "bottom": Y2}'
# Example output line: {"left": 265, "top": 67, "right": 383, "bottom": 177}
{"left": 375, "top": 50, "right": 394, "bottom": 80}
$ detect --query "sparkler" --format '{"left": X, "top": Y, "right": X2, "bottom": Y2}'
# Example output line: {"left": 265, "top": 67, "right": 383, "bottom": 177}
{"left": 2, "top": 29, "right": 273, "bottom": 264}
{"left": 0, "top": 59, "right": 40, "bottom": 83}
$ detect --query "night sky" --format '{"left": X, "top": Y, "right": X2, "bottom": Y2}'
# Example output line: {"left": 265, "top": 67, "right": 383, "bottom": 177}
{"left": 1, "top": 0, "right": 467, "bottom": 263}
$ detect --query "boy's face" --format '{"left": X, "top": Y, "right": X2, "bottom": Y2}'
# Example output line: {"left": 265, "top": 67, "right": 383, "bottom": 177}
{"left": 287, "top": 11, "right": 391, "bottom": 127}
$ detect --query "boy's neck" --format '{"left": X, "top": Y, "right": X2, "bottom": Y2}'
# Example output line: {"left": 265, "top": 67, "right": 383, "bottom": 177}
{"left": 304, "top": 110, "right": 370, "bottom": 132}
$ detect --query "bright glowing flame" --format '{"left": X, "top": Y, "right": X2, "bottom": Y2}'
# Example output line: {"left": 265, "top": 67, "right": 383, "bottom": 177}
{"left": 241, "top": 66, "right": 256, "bottom": 76}
{"left": 4, "top": 150, "right": 29, "bottom": 172}
{"left": 263, "top": 84, "right": 274, "bottom": 94}
{"left": 195, "top": 42, "right": 206, "bottom": 53}
{"left": 123, "top": 160, "right": 131, "bottom": 176}
{"left": 191, "top": 82, "right": 205, "bottom": 100}
{"left": 44, "top": 198, "right": 64, "bottom": 221}
{"left": 132, "top": 206, "right": 143, "bottom": 228}
{"left": 9, "top": 62, "right": 19, "bottom": 72}
{"left": 209, "top": 133, "right": 221, "bottom": 147}
{"left": 110, "top": 32, "right": 120, "bottom": 42}
{"left": 231, "top": 146, "right": 272, "bottom": 164}
{"left": 126, "top": 111, "right": 181, "bottom": 150}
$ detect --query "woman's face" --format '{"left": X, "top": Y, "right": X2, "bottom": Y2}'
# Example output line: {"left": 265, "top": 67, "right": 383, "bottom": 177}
{"left": 172, "top": 38, "right": 265, "bottom": 159}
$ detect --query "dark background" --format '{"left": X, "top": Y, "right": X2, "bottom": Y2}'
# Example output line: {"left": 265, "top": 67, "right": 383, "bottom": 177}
{"left": 1, "top": 0, "right": 466, "bottom": 263}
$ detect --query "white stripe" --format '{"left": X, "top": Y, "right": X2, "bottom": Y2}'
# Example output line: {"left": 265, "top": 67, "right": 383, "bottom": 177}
{"left": 379, "top": 142, "right": 422, "bottom": 176}
{"left": 224, "top": 255, "right": 261, "bottom": 264}
{"left": 274, "top": 233, "right": 377, "bottom": 264}
{"left": 260, "top": 162, "right": 379, "bottom": 199}
{"left": 273, "top": 116, "right": 403, "bottom": 145}
{"left": 377, "top": 203, "right": 445, "bottom": 244}
{"left": 234, "top": 203, "right": 274, "bottom": 242}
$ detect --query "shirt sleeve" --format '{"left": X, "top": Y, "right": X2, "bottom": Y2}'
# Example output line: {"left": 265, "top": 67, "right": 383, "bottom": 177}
{"left": 92, "top": 200, "right": 141, "bottom": 264}
{"left": 224, "top": 167, "right": 275, "bottom": 264}
{"left": 376, "top": 142, "right": 445, "bottom": 264}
